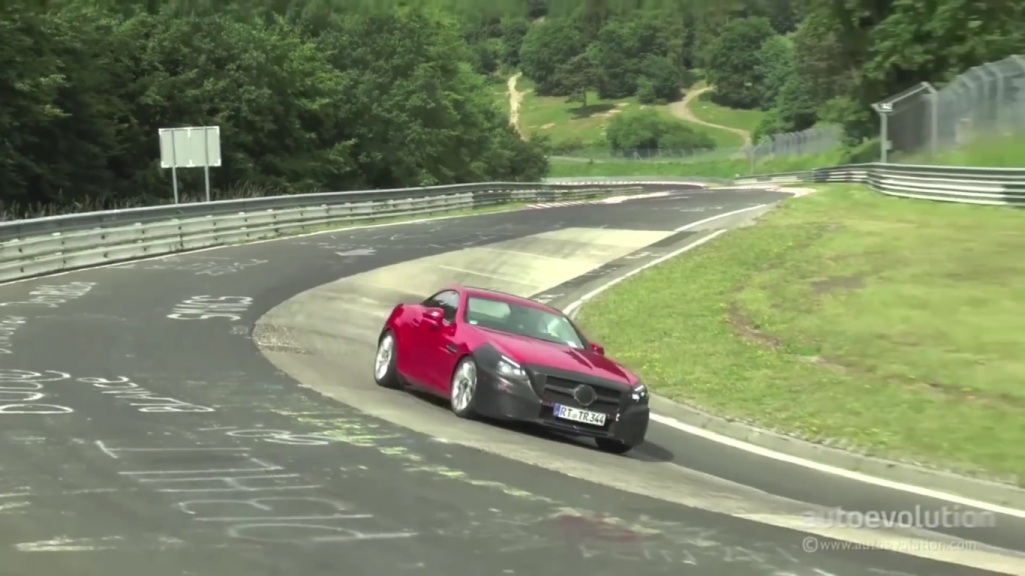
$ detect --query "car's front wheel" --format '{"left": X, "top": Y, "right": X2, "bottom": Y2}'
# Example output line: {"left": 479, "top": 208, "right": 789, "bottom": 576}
{"left": 595, "top": 437, "right": 635, "bottom": 455}
{"left": 373, "top": 331, "right": 402, "bottom": 389}
{"left": 449, "top": 357, "right": 479, "bottom": 419}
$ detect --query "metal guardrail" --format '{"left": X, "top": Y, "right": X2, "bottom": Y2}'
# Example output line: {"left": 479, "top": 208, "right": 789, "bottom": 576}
{"left": 0, "top": 182, "right": 680, "bottom": 283}
{"left": 734, "top": 163, "right": 1025, "bottom": 206}
{"left": 11, "top": 161, "right": 1014, "bottom": 285}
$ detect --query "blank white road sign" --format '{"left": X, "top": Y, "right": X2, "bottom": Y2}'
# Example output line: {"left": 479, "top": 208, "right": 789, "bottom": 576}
{"left": 159, "top": 126, "right": 221, "bottom": 168}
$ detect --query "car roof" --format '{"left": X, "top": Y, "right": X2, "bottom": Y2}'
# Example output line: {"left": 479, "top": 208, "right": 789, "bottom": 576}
{"left": 444, "top": 284, "right": 561, "bottom": 314}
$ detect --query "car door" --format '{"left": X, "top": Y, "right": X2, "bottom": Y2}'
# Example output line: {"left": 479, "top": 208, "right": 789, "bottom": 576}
{"left": 399, "top": 291, "right": 446, "bottom": 386}
{"left": 420, "top": 290, "right": 462, "bottom": 392}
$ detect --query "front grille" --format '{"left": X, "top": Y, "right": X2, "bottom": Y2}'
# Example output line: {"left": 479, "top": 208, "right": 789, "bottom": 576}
{"left": 525, "top": 370, "right": 625, "bottom": 436}
{"left": 541, "top": 376, "right": 621, "bottom": 412}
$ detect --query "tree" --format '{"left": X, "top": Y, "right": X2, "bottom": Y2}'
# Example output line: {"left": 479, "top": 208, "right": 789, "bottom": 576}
{"left": 0, "top": 2, "right": 550, "bottom": 214}
{"left": 705, "top": 17, "right": 776, "bottom": 109}
{"left": 637, "top": 55, "right": 680, "bottom": 103}
{"left": 556, "top": 52, "right": 599, "bottom": 107}
{"left": 754, "top": 35, "right": 794, "bottom": 110}
{"left": 589, "top": 17, "right": 670, "bottom": 99}
{"left": 499, "top": 16, "right": 530, "bottom": 67}
{"left": 519, "top": 18, "right": 585, "bottom": 95}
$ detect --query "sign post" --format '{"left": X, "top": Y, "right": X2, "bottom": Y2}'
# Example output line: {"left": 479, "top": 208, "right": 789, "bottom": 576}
{"left": 871, "top": 102, "right": 892, "bottom": 163}
{"left": 158, "top": 126, "right": 221, "bottom": 203}
{"left": 871, "top": 82, "right": 935, "bottom": 164}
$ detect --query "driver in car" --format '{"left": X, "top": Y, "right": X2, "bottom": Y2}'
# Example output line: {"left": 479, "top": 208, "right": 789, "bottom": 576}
{"left": 508, "top": 305, "right": 581, "bottom": 348}
{"left": 507, "top": 305, "right": 541, "bottom": 335}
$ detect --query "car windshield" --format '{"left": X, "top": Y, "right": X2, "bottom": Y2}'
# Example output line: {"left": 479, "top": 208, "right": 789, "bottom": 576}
{"left": 465, "top": 297, "right": 586, "bottom": 349}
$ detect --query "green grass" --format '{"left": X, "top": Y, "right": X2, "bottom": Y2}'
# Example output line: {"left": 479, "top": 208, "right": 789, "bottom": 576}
{"left": 549, "top": 151, "right": 846, "bottom": 179}
{"left": 515, "top": 74, "right": 732, "bottom": 149}
{"left": 549, "top": 157, "right": 747, "bottom": 178}
{"left": 519, "top": 88, "right": 681, "bottom": 149}
{"left": 548, "top": 134, "right": 1025, "bottom": 178}
{"left": 685, "top": 117, "right": 743, "bottom": 148}
{"left": 689, "top": 90, "right": 766, "bottom": 133}
{"left": 513, "top": 75, "right": 762, "bottom": 152}
{"left": 575, "top": 184, "right": 1025, "bottom": 484}
{"left": 902, "top": 134, "right": 1025, "bottom": 167}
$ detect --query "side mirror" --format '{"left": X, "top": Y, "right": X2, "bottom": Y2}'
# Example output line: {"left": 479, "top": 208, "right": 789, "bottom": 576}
{"left": 589, "top": 342, "right": 605, "bottom": 356}
{"left": 422, "top": 307, "right": 444, "bottom": 324}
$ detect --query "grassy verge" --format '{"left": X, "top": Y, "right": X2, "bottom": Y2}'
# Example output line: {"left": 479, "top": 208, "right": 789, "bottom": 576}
{"left": 575, "top": 183, "right": 1025, "bottom": 484}
{"left": 549, "top": 151, "right": 846, "bottom": 179}
{"left": 688, "top": 89, "right": 765, "bottom": 133}
{"left": 902, "top": 134, "right": 1025, "bottom": 167}
{"left": 519, "top": 86, "right": 680, "bottom": 149}
{"left": 550, "top": 134, "right": 1025, "bottom": 178}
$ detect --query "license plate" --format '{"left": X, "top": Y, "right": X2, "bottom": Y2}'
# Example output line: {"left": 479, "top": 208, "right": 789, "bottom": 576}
{"left": 553, "top": 404, "right": 606, "bottom": 426}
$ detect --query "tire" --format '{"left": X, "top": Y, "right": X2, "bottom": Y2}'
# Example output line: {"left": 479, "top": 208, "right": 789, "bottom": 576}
{"left": 449, "top": 357, "right": 479, "bottom": 419}
{"left": 373, "top": 330, "right": 402, "bottom": 389}
{"left": 595, "top": 437, "right": 635, "bottom": 455}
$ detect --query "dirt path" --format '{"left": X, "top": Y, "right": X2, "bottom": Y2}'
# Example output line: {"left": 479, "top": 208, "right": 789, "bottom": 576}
{"left": 507, "top": 73, "right": 525, "bottom": 136}
{"left": 668, "top": 85, "right": 752, "bottom": 148}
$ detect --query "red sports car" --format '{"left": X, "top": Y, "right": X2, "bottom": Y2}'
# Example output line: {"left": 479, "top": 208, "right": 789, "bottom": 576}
{"left": 372, "top": 285, "right": 649, "bottom": 453}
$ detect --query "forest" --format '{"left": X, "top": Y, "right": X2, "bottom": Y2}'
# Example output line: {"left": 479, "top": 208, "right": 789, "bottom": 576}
{"left": 2, "top": 0, "right": 1022, "bottom": 213}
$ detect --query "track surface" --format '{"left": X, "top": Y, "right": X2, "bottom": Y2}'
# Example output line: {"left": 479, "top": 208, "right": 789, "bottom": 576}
{"left": 0, "top": 189, "right": 1016, "bottom": 575}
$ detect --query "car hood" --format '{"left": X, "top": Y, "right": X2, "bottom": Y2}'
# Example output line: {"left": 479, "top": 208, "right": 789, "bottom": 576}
{"left": 481, "top": 328, "right": 637, "bottom": 385}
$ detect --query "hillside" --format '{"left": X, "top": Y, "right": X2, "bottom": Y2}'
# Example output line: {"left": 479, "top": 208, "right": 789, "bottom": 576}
{"left": 2, "top": 0, "right": 1022, "bottom": 215}
{"left": 667, "top": 85, "right": 753, "bottom": 148}
{"left": 489, "top": 0, "right": 1023, "bottom": 168}
{"left": 504, "top": 74, "right": 757, "bottom": 158}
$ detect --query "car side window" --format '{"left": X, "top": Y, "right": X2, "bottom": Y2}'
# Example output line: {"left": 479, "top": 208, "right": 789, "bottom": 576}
{"left": 423, "top": 290, "right": 459, "bottom": 323}
{"left": 422, "top": 292, "right": 444, "bottom": 308}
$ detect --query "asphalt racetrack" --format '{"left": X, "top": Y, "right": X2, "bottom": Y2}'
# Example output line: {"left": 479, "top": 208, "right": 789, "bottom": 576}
{"left": 1, "top": 187, "right": 1022, "bottom": 576}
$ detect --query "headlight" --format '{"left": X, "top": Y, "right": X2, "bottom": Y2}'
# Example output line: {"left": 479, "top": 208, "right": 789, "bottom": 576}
{"left": 631, "top": 384, "right": 648, "bottom": 401}
{"left": 496, "top": 356, "right": 527, "bottom": 380}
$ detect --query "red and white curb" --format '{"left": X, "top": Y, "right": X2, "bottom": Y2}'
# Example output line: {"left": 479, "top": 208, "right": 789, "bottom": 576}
{"left": 527, "top": 191, "right": 672, "bottom": 210}
{"left": 775, "top": 186, "right": 817, "bottom": 197}
{"left": 714, "top": 184, "right": 816, "bottom": 196}
{"left": 526, "top": 200, "right": 592, "bottom": 209}
{"left": 557, "top": 180, "right": 709, "bottom": 186}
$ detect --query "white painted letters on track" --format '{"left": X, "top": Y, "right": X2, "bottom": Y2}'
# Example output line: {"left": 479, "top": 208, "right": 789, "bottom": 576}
{"left": 78, "top": 375, "right": 214, "bottom": 413}
{"left": 0, "top": 369, "right": 74, "bottom": 414}
{"left": 111, "top": 257, "right": 268, "bottom": 276}
{"left": 0, "top": 316, "right": 26, "bottom": 354}
{"left": 0, "top": 282, "right": 96, "bottom": 309}
{"left": 0, "top": 283, "right": 97, "bottom": 354}
{"left": 95, "top": 442, "right": 416, "bottom": 543}
{"left": 167, "top": 295, "right": 254, "bottom": 321}
{"left": 0, "top": 370, "right": 215, "bottom": 414}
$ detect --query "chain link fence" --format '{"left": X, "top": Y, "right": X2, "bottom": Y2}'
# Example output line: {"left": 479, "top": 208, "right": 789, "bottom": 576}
{"left": 876, "top": 55, "right": 1025, "bottom": 163}
{"left": 749, "top": 125, "right": 842, "bottom": 161}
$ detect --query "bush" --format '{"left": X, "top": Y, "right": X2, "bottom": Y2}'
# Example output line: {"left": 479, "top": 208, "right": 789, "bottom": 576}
{"left": 636, "top": 79, "right": 658, "bottom": 104}
{"left": 606, "top": 109, "right": 715, "bottom": 156}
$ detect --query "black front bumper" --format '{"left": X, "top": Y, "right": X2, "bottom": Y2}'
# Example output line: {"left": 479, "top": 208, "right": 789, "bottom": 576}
{"left": 473, "top": 364, "right": 649, "bottom": 447}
